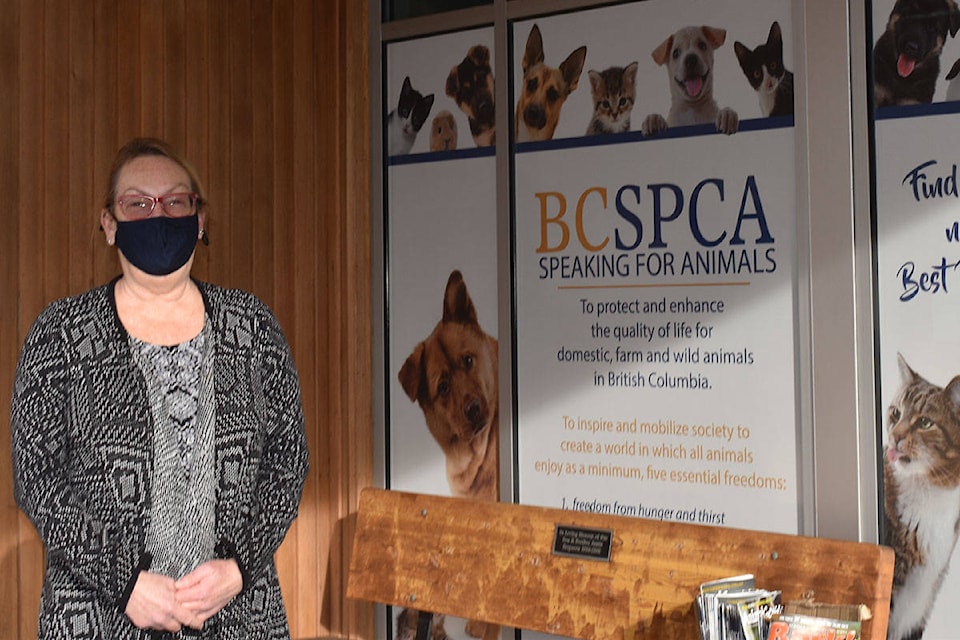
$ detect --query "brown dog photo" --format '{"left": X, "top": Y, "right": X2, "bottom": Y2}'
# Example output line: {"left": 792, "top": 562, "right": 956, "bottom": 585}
{"left": 446, "top": 45, "right": 496, "bottom": 147}
{"left": 399, "top": 269, "right": 499, "bottom": 502}
{"left": 397, "top": 270, "right": 499, "bottom": 639}
{"left": 514, "top": 23, "right": 587, "bottom": 142}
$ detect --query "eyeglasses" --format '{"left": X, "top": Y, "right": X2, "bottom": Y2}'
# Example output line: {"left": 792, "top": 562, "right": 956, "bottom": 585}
{"left": 115, "top": 192, "right": 199, "bottom": 220}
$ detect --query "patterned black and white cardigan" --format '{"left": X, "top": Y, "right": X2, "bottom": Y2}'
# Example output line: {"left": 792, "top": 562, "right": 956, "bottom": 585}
{"left": 11, "top": 278, "right": 309, "bottom": 639}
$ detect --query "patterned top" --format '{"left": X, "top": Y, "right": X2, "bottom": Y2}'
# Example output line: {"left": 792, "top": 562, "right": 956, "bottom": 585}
{"left": 131, "top": 325, "right": 217, "bottom": 585}
{"left": 11, "top": 278, "right": 309, "bottom": 640}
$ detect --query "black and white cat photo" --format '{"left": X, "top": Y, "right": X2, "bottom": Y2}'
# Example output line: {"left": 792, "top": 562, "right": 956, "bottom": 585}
{"left": 884, "top": 354, "right": 960, "bottom": 640}
{"left": 387, "top": 76, "right": 435, "bottom": 156}
{"left": 585, "top": 62, "right": 638, "bottom": 136}
{"left": 734, "top": 21, "right": 794, "bottom": 117}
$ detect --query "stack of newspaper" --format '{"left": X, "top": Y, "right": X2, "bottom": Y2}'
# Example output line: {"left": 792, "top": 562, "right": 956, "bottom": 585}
{"left": 696, "top": 574, "right": 783, "bottom": 640}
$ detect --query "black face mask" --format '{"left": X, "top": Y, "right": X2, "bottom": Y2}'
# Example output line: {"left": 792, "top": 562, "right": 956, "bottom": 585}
{"left": 114, "top": 214, "right": 199, "bottom": 276}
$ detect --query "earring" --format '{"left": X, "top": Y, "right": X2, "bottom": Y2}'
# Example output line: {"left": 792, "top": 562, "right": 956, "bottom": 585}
{"left": 200, "top": 228, "right": 209, "bottom": 246}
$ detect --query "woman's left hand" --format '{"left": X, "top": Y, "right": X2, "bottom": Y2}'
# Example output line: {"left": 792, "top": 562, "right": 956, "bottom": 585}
{"left": 174, "top": 558, "right": 243, "bottom": 625}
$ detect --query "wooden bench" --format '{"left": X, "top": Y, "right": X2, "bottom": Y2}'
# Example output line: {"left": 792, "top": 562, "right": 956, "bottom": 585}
{"left": 347, "top": 488, "right": 894, "bottom": 639}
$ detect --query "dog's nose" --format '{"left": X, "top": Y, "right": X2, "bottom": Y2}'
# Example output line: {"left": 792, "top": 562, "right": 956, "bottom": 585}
{"left": 683, "top": 54, "right": 701, "bottom": 74}
{"left": 523, "top": 105, "right": 546, "bottom": 129}
{"left": 477, "top": 100, "right": 494, "bottom": 121}
{"left": 465, "top": 398, "right": 486, "bottom": 429}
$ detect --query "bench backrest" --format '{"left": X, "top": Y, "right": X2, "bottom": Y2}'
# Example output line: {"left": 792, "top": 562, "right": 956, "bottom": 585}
{"left": 347, "top": 488, "right": 894, "bottom": 640}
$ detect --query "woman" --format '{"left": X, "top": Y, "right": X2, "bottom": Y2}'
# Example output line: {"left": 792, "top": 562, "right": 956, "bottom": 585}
{"left": 11, "top": 138, "right": 309, "bottom": 638}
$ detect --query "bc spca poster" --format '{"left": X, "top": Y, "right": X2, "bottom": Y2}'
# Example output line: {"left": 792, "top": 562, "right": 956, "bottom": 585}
{"left": 871, "top": 1, "right": 960, "bottom": 639}
{"left": 384, "top": 27, "right": 502, "bottom": 640}
{"left": 511, "top": 0, "right": 800, "bottom": 591}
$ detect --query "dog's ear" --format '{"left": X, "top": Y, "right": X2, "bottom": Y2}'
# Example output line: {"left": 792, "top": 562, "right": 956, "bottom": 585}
{"left": 947, "top": 57, "right": 960, "bottom": 80}
{"left": 442, "top": 270, "right": 479, "bottom": 326}
{"left": 522, "top": 24, "right": 545, "bottom": 74}
{"left": 446, "top": 64, "right": 461, "bottom": 99}
{"left": 701, "top": 26, "right": 727, "bottom": 49}
{"left": 949, "top": 1, "right": 960, "bottom": 38}
{"left": 651, "top": 35, "right": 674, "bottom": 66}
{"left": 560, "top": 46, "right": 587, "bottom": 93}
{"left": 399, "top": 342, "right": 426, "bottom": 402}
{"left": 468, "top": 45, "right": 490, "bottom": 67}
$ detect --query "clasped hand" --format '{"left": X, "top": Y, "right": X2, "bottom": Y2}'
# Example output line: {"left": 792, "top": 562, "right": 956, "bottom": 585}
{"left": 125, "top": 559, "right": 243, "bottom": 632}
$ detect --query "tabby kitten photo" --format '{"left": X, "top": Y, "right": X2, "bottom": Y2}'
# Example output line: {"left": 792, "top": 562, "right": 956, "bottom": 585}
{"left": 387, "top": 76, "right": 435, "bottom": 156}
{"left": 883, "top": 354, "right": 960, "bottom": 640}
{"left": 585, "top": 62, "right": 638, "bottom": 135}
{"left": 733, "top": 21, "right": 794, "bottom": 117}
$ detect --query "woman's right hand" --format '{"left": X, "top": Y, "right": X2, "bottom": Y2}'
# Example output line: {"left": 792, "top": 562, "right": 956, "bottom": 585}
{"left": 125, "top": 571, "right": 203, "bottom": 632}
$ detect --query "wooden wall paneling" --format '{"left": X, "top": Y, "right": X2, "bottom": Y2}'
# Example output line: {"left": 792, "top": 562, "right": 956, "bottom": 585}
{"left": 228, "top": 0, "right": 254, "bottom": 292}
{"left": 316, "top": 1, "right": 344, "bottom": 634}
{"left": 292, "top": 1, "right": 321, "bottom": 632}
{"left": 116, "top": 0, "right": 140, "bottom": 141}
{"left": 18, "top": 2, "right": 47, "bottom": 633}
{"left": 268, "top": 1, "right": 302, "bottom": 628}
{"left": 68, "top": 0, "right": 95, "bottom": 295}
{"left": 205, "top": 0, "right": 231, "bottom": 287}
{"left": 44, "top": 0, "right": 70, "bottom": 302}
{"left": 342, "top": 1, "right": 374, "bottom": 636}
{"left": 250, "top": 0, "right": 275, "bottom": 305}
{"left": 0, "top": 1, "right": 20, "bottom": 634}
{"left": 162, "top": 0, "right": 187, "bottom": 151}
{"left": 138, "top": 0, "right": 163, "bottom": 135}
{"left": 93, "top": 0, "right": 119, "bottom": 287}
{"left": 184, "top": 0, "right": 210, "bottom": 283}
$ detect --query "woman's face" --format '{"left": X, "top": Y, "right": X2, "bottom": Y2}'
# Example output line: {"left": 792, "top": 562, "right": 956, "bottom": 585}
{"left": 100, "top": 154, "right": 206, "bottom": 278}
{"left": 101, "top": 154, "right": 205, "bottom": 244}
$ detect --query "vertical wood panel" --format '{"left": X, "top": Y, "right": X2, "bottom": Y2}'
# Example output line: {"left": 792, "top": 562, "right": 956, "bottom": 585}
{"left": 68, "top": 0, "right": 96, "bottom": 295}
{"left": 93, "top": 0, "right": 119, "bottom": 286}
{"left": 183, "top": 0, "right": 210, "bottom": 283}
{"left": 0, "top": 1, "right": 20, "bottom": 633}
{"left": 292, "top": 0, "right": 320, "bottom": 631}
{"left": 315, "top": 1, "right": 341, "bottom": 633}
{"left": 116, "top": 0, "right": 141, "bottom": 140}
{"left": 342, "top": 1, "right": 375, "bottom": 636}
{"left": 138, "top": 0, "right": 163, "bottom": 134}
{"left": 206, "top": 0, "right": 230, "bottom": 286}
{"left": 162, "top": 0, "right": 187, "bottom": 149}
{"left": 251, "top": 0, "right": 275, "bottom": 304}
{"left": 2, "top": 1, "right": 373, "bottom": 638}
{"left": 229, "top": 0, "right": 254, "bottom": 291}
{"left": 44, "top": 0, "right": 70, "bottom": 302}
{"left": 17, "top": 3, "right": 48, "bottom": 633}
{"left": 270, "top": 0, "right": 300, "bottom": 630}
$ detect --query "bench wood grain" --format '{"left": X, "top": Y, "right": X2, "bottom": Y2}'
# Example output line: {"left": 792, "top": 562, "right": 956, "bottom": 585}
{"left": 347, "top": 488, "right": 894, "bottom": 640}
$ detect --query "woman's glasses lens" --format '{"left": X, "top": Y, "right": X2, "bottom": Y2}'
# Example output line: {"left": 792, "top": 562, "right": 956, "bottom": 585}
{"left": 118, "top": 193, "right": 197, "bottom": 219}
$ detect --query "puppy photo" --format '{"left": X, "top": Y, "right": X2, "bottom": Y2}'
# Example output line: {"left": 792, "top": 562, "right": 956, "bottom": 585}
{"left": 515, "top": 23, "right": 588, "bottom": 142}
{"left": 398, "top": 270, "right": 500, "bottom": 640}
{"left": 399, "top": 269, "right": 499, "bottom": 501}
{"left": 446, "top": 45, "right": 496, "bottom": 147}
{"left": 873, "top": 0, "right": 960, "bottom": 106}
{"left": 641, "top": 25, "right": 740, "bottom": 136}
{"left": 430, "top": 110, "right": 458, "bottom": 152}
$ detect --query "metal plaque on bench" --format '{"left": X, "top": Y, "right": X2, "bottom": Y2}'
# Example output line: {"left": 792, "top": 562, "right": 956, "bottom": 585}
{"left": 552, "top": 524, "right": 613, "bottom": 561}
